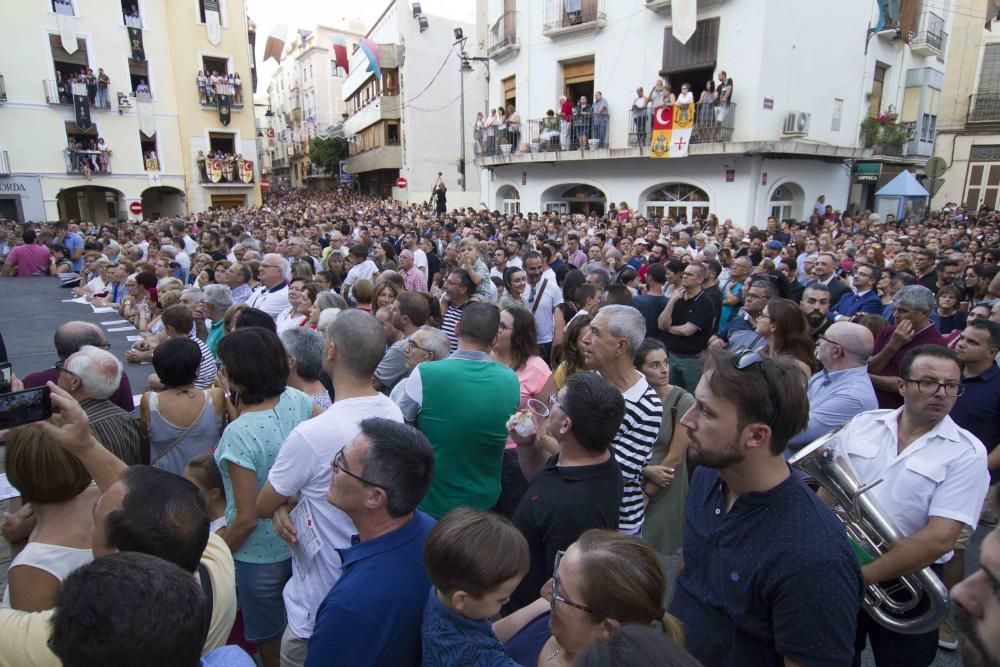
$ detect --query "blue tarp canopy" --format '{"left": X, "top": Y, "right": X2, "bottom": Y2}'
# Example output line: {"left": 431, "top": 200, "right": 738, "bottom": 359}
{"left": 875, "top": 170, "right": 928, "bottom": 197}
{"left": 874, "top": 170, "right": 928, "bottom": 220}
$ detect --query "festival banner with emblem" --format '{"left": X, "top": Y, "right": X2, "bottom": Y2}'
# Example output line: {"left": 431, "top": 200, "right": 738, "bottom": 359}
{"left": 240, "top": 160, "right": 254, "bottom": 183}
{"left": 128, "top": 27, "right": 145, "bottom": 62}
{"left": 204, "top": 0, "right": 222, "bottom": 46}
{"left": 670, "top": 103, "right": 694, "bottom": 158}
{"left": 649, "top": 106, "right": 673, "bottom": 158}
{"left": 209, "top": 159, "right": 223, "bottom": 183}
{"left": 218, "top": 94, "right": 231, "bottom": 126}
{"left": 72, "top": 83, "right": 91, "bottom": 131}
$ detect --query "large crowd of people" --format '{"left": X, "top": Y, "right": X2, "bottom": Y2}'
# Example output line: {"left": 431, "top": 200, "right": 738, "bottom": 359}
{"left": 1, "top": 185, "right": 1000, "bottom": 667}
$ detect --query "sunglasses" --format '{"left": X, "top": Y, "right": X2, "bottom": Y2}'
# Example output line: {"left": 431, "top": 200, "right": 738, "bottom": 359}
{"left": 734, "top": 350, "right": 778, "bottom": 427}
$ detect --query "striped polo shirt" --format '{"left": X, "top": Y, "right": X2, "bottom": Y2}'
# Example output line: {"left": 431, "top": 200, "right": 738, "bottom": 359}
{"left": 609, "top": 372, "right": 663, "bottom": 534}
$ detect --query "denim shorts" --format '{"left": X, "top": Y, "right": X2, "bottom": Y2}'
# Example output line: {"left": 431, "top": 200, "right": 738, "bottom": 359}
{"left": 234, "top": 558, "right": 292, "bottom": 643}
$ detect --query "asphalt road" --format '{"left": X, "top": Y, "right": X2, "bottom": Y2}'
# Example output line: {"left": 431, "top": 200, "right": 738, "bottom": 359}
{"left": 0, "top": 277, "right": 984, "bottom": 664}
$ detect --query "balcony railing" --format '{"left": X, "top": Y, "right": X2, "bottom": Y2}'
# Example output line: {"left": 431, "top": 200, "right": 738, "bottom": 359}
{"left": 910, "top": 30, "right": 946, "bottom": 57}
{"left": 43, "top": 79, "right": 112, "bottom": 109}
{"left": 197, "top": 155, "right": 256, "bottom": 184}
{"left": 871, "top": 143, "right": 904, "bottom": 157}
{"left": 543, "top": 0, "right": 606, "bottom": 35}
{"left": 0, "top": 75, "right": 6, "bottom": 103}
{"left": 487, "top": 11, "right": 519, "bottom": 58}
{"left": 628, "top": 102, "right": 736, "bottom": 146}
{"left": 65, "top": 148, "right": 112, "bottom": 175}
{"left": 967, "top": 94, "right": 1000, "bottom": 124}
{"left": 197, "top": 76, "right": 245, "bottom": 107}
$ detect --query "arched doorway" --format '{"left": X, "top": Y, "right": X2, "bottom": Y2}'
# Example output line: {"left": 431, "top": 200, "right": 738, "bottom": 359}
{"left": 496, "top": 185, "right": 520, "bottom": 215}
{"left": 540, "top": 183, "right": 607, "bottom": 215}
{"left": 768, "top": 182, "right": 805, "bottom": 221}
{"left": 642, "top": 183, "right": 710, "bottom": 222}
{"left": 56, "top": 186, "right": 125, "bottom": 224}
{"left": 141, "top": 186, "right": 187, "bottom": 219}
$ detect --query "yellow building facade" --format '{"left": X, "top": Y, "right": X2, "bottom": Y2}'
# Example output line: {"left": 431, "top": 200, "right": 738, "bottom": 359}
{"left": 0, "top": 0, "right": 260, "bottom": 224}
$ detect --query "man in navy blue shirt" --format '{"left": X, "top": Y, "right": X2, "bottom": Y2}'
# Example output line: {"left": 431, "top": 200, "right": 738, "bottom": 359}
{"left": 669, "top": 349, "right": 863, "bottom": 667}
{"left": 829, "top": 263, "right": 883, "bottom": 322}
{"left": 306, "top": 418, "right": 436, "bottom": 667}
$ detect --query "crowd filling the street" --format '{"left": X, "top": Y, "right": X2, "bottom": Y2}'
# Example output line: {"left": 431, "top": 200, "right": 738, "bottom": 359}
{"left": 0, "top": 185, "right": 999, "bottom": 667}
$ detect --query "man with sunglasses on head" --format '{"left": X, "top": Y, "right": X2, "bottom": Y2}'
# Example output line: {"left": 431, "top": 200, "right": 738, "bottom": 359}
{"left": 669, "top": 349, "right": 863, "bottom": 667}
{"left": 832, "top": 345, "right": 988, "bottom": 665}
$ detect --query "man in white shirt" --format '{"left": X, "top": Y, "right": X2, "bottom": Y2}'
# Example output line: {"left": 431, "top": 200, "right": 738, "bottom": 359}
{"left": 257, "top": 310, "right": 403, "bottom": 667}
{"left": 246, "top": 253, "right": 290, "bottom": 319}
{"left": 523, "top": 251, "right": 563, "bottom": 362}
{"left": 831, "top": 345, "right": 988, "bottom": 666}
{"left": 340, "top": 244, "right": 378, "bottom": 301}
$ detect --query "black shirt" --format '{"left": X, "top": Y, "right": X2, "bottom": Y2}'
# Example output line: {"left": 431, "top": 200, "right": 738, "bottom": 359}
{"left": 703, "top": 285, "right": 723, "bottom": 333}
{"left": 663, "top": 290, "right": 715, "bottom": 355}
{"left": 632, "top": 293, "right": 669, "bottom": 342}
{"left": 507, "top": 454, "right": 622, "bottom": 613}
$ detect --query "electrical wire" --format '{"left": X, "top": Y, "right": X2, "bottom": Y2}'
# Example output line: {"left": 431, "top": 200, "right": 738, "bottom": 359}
{"left": 403, "top": 49, "right": 453, "bottom": 105}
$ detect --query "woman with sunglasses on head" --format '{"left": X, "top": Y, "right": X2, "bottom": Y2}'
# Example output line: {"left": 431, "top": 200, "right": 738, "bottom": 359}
{"left": 496, "top": 530, "right": 686, "bottom": 667}
{"left": 754, "top": 297, "right": 817, "bottom": 380}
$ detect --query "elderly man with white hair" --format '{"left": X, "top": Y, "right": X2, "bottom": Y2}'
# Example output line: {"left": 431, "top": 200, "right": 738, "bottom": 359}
{"left": 200, "top": 284, "right": 234, "bottom": 357}
{"left": 246, "top": 253, "right": 290, "bottom": 319}
{"left": 57, "top": 345, "right": 142, "bottom": 465}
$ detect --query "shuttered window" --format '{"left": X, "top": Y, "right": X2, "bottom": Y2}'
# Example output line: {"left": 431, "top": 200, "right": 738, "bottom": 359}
{"left": 900, "top": 87, "right": 921, "bottom": 123}
{"left": 978, "top": 43, "right": 1000, "bottom": 93}
{"left": 661, "top": 18, "right": 720, "bottom": 75}
{"left": 563, "top": 59, "right": 594, "bottom": 85}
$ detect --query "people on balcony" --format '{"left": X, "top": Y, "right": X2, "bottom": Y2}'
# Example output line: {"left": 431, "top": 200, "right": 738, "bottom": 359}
{"left": 485, "top": 108, "right": 499, "bottom": 155}
{"left": 56, "top": 71, "right": 69, "bottom": 104}
{"left": 197, "top": 70, "right": 208, "bottom": 104}
{"left": 592, "top": 91, "right": 609, "bottom": 148}
{"left": 632, "top": 86, "right": 649, "bottom": 146}
{"left": 97, "top": 69, "right": 110, "bottom": 109}
{"left": 559, "top": 96, "right": 572, "bottom": 150}
{"left": 474, "top": 112, "right": 485, "bottom": 155}
{"left": 506, "top": 103, "right": 521, "bottom": 151}
{"left": 66, "top": 138, "right": 110, "bottom": 176}
{"left": 125, "top": 5, "right": 142, "bottom": 28}
{"left": 694, "top": 79, "right": 717, "bottom": 142}
{"left": 85, "top": 69, "right": 98, "bottom": 106}
{"left": 540, "top": 110, "right": 560, "bottom": 149}
{"left": 234, "top": 73, "right": 242, "bottom": 105}
{"left": 573, "top": 95, "right": 591, "bottom": 149}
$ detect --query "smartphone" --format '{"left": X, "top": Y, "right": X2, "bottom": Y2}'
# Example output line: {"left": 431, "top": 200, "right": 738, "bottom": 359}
{"left": 0, "top": 362, "right": 10, "bottom": 394}
{"left": 0, "top": 386, "right": 53, "bottom": 431}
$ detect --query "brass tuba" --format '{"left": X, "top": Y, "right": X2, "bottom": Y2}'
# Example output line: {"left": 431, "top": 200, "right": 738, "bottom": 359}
{"left": 789, "top": 427, "right": 950, "bottom": 635}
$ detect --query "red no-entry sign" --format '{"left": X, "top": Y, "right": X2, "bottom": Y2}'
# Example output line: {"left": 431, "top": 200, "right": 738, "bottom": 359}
{"left": 396, "top": 177, "right": 408, "bottom": 189}
{"left": 129, "top": 202, "right": 143, "bottom": 215}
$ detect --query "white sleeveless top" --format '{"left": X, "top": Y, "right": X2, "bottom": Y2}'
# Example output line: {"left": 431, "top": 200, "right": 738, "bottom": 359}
{"left": 2, "top": 542, "right": 93, "bottom": 607}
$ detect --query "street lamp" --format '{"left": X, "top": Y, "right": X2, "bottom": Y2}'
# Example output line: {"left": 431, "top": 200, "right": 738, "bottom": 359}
{"left": 454, "top": 35, "right": 489, "bottom": 192}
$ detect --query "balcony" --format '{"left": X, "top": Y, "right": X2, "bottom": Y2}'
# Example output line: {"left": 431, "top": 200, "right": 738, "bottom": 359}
{"left": 0, "top": 150, "right": 10, "bottom": 176}
{"left": 272, "top": 156, "right": 289, "bottom": 169}
{"left": 65, "top": 147, "right": 112, "bottom": 176}
{"left": 910, "top": 30, "right": 946, "bottom": 58}
{"left": 0, "top": 75, "right": 6, "bottom": 103}
{"left": 487, "top": 11, "right": 519, "bottom": 60}
{"left": 967, "top": 94, "right": 1000, "bottom": 124}
{"left": 644, "top": 0, "right": 724, "bottom": 11}
{"left": 43, "top": 79, "right": 112, "bottom": 109}
{"left": 344, "top": 95, "right": 401, "bottom": 136}
{"left": 197, "top": 76, "right": 245, "bottom": 108}
{"left": 304, "top": 165, "right": 332, "bottom": 179}
{"left": 628, "top": 103, "right": 735, "bottom": 146}
{"left": 343, "top": 144, "right": 402, "bottom": 174}
{"left": 197, "top": 155, "right": 256, "bottom": 185}
{"left": 543, "top": 0, "right": 606, "bottom": 37}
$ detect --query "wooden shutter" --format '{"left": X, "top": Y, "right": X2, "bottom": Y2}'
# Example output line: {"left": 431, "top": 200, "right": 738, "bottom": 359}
{"left": 662, "top": 18, "right": 720, "bottom": 75}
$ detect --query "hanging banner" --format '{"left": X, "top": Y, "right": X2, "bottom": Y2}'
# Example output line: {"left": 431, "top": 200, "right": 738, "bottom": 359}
{"left": 218, "top": 94, "right": 231, "bottom": 126}
{"left": 240, "top": 160, "right": 254, "bottom": 183}
{"left": 73, "top": 92, "right": 92, "bottom": 131}
{"left": 128, "top": 27, "right": 145, "bottom": 62}
{"left": 136, "top": 92, "right": 155, "bottom": 137}
{"left": 671, "top": 0, "right": 697, "bottom": 44}
{"left": 670, "top": 103, "right": 694, "bottom": 158}
{"left": 57, "top": 12, "right": 78, "bottom": 54}
{"left": 204, "top": 0, "right": 222, "bottom": 46}
{"left": 649, "top": 106, "right": 673, "bottom": 158}
{"left": 144, "top": 156, "right": 160, "bottom": 172}
{"left": 264, "top": 24, "right": 288, "bottom": 63}
{"left": 209, "top": 159, "right": 223, "bottom": 183}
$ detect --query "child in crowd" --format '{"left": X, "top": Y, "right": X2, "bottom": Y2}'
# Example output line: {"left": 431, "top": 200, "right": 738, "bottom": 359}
{"left": 421, "top": 509, "right": 529, "bottom": 666}
{"left": 183, "top": 451, "right": 227, "bottom": 534}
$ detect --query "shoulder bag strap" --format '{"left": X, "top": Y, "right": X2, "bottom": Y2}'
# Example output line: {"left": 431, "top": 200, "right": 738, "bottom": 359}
{"left": 531, "top": 279, "right": 549, "bottom": 316}
{"left": 151, "top": 394, "right": 209, "bottom": 465}
{"left": 197, "top": 563, "right": 214, "bottom": 639}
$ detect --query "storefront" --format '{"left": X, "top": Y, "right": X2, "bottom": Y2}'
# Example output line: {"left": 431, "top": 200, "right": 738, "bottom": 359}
{"left": 0, "top": 175, "right": 45, "bottom": 222}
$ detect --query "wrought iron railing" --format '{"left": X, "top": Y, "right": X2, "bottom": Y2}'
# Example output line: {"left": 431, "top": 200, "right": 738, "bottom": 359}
{"left": 543, "top": 0, "right": 606, "bottom": 33}
{"left": 65, "top": 148, "right": 112, "bottom": 175}
{"left": 488, "top": 11, "right": 518, "bottom": 55}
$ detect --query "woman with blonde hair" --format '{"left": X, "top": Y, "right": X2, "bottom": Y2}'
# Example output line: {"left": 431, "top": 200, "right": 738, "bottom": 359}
{"left": 373, "top": 279, "right": 402, "bottom": 310}
{"left": 350, "top": 278, "right": 374, "bottom": 313}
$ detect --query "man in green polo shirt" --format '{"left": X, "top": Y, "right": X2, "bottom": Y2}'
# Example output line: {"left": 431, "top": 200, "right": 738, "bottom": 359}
{"left": 397, "top": 302, "right": 521, "bottom": 518}
{"left": 200, "top": 284, "right": 234, "bottom": 358}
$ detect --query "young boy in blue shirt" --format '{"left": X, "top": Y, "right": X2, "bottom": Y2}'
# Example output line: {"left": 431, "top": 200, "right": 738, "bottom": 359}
{"left": 421, "top": 509, "right": 529, "bottom": 666}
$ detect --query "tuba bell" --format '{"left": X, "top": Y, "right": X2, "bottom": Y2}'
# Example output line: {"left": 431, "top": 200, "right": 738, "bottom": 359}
{"left": 789, "top": 426, "right": 950, "bottom": 635}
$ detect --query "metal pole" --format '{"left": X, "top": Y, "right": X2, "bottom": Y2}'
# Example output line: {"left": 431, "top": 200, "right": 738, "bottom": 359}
{"left": 459, "top": 68, "right": 466, "bottom": 192}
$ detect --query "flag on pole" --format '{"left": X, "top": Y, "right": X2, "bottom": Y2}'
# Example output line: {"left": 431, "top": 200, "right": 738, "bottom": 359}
{"left": 671, "top": 0, "right": 697, "bottom": 44}
{"left": 650, "top": 107, "right": 673, "bottom": 158}
{"left": 359, "top": 38, "right": 381, "bottom": 82}
{"left": 264, "top": 24, "right": 288, "bottom": 63}
{"left": 332, "top": 34, "right": 350, "bottom": 75}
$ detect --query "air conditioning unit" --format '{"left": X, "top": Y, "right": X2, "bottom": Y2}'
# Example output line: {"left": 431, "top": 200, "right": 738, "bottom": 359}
{"left": 782, "top": 111, "right": 811, "bottom": 136}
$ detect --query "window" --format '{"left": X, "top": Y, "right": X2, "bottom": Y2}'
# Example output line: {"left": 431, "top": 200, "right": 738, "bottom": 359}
{"left": 920, "top": 113, "right": 937, "bottom": 142}
{"left": 203, "top": 56, "right": 229, "bottom": 76}
{"left": 870, "top": 63, "right": 888, "bottom": 116}
{"left": 498, "top": 186, "right": 520, "bottom": 215}
{"left": 121, "top": 0, "right": 142, "bottom": 27}
{"left": 386, "top": 122, "right": 399, "bottom": 145}
{"left": 140, "top": 133, "right": 159, "bottom": 171}
{"left": 52, "top": 0, "right": 75, "bottom": 16}
{"left": 198, "top": 0, "right": 219, "bottom": 24}
{"left": 562, "top": 58, "right": 594, "bottom": 104}
{"left": 769, "top": 185, "right": 795, "bottom": 220}
{"left": 105, "top": 191, "right": 119, "bottom": 219}
{"left": 644, "top": 183, "right": 710, "bottom": 221}
{"left": 964, "top": 160, "right": 1000, "bottom": 210}
{"left": 208, "top": 131, "right": 236, "bottom": 154}
{"left": 128, "top": 59, "right": 151, "bottom": 97}
{"left": 502, "top": 75, "right": 516, "bottom": 108}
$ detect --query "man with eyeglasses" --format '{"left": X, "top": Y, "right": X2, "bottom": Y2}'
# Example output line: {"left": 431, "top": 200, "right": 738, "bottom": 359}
{"left": 833, "top": 345, "right": 988, "bottom": 665}
{"left": 828, "top": 263, "right": 883, "bottom": 322}
{"left": 712, "top": 277, "right": 773, "bottom": 354}
{"left": 670, "top": 349, "right": 862, "bottom": 667}
{"left": 786, "top": 322, "right": 876, "bottom": 453}
{"left": 245, "top": 253, "right": 290, "bottom": 320}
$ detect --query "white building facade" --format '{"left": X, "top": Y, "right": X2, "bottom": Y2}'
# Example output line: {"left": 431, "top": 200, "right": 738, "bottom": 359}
{"left": 475, "top": 0, "right": 950, "bottom": 224}
{"left": 341, "top": 0, "right": 484, "bottom": 207}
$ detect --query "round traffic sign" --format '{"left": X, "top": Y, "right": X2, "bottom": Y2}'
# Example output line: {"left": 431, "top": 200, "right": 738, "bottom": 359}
{"left": 396, "top": 177, "right": 408, "bottom": 189}
{"left": 129, "top": 202, "right": 143, "bottom": 215}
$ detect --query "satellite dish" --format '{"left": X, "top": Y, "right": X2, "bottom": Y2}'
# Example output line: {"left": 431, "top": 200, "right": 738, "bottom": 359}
{"left": 924, "top": 156, "right": 947, "bottom": 179}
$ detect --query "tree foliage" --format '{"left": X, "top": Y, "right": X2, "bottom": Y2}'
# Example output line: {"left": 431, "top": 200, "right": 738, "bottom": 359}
{"left": 309, "top": 136, "right": 349, "bottom": 175}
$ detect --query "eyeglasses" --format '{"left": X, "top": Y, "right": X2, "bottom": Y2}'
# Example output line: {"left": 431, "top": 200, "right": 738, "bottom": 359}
{"left": 902, "top": 378, "right": 966, "bottom": 397}
{"left": 744, "top": 292, "right": 770, "bottom": 301}
{"left": 552, "top": 550, "right": 598, "bottom": 616}
{"left": 548, "top": 393, "right": 565, "bottom": 413}
{"left": 734, "top": 351, "right": 778, "bottom": 426}
{"left": 818, "top": 334, "right": 846, "bottom": 349}
{"left": 405, "top": 339, "right": 430, "bottom": 355}
{"left": 54, "top": 360, "right": 81, "bottom": 381}
{"left": 332, "top": 449, "right": 389, "bottom": 490}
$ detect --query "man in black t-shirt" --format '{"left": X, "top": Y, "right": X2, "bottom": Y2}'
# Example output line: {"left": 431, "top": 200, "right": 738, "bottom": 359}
{"left": 658, "top": 263, "right": 715, "bottom": 393}
{"left": 632, "top": 263, "right": 669, "bottom": 342}
{"left": 504, "top": 372, "right": 625, "bottom": 613}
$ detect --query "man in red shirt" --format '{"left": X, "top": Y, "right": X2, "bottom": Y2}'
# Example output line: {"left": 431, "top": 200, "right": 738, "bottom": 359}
{"left": 1, "top": 230, "right": 51, "bottom": 277}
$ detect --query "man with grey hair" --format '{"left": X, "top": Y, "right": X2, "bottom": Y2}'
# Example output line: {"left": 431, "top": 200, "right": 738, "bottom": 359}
{"left": 200, "top": 284, "right": 233, "bottom": 357}
{"left": 257, "top": 310, "right": 403, "bottom": 667}
{"left": 223, "top": 262, "right": 253, "bottom": 304}
{"left": 581, "top": 304, "right": 663, "bottom": 534}
{"left": 57, "top": 344, "right": 141, "bottom": 464}
{"left": 869, "top": 284, "right": 946, "bottom": 409}
{"left": 23, "top": 321, "right": 135, "bottom": 412}
{"left": 388, "top": 326, "right": 450, "bottom": 406}
{"left": 246, "top": 253, "right": 290, "bottom": 319}
{"left": 287, "top": 236, "right": 319, "bottom": 272}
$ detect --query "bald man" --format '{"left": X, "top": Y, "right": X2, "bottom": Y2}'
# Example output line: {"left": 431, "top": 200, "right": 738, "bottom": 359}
{"left": 787, "top": 321, "right": 878, "bottom": 453}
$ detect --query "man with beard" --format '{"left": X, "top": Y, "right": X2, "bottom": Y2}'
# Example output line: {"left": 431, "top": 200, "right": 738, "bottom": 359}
{"left": 801, "top": 282, "right": 832, "bottom": 342}
{"left": 669, "top": 349, "right": 862, "bottom": 667}
{"left": 833, "top": 345, "right": 988, "bottom": 666}
{"left": 951, "top": 525, "right": 1000, "bottom": 667}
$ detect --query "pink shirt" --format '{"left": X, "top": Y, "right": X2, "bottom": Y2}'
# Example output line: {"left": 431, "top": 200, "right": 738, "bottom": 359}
{"left": 506, "top": 355, "right": 553, "bottom": 449}
{"left": 5, "top": 244, "right": 51, "bottom": 276}
{"left": 402, "top": 265, "right": 427, "bottom": 292}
